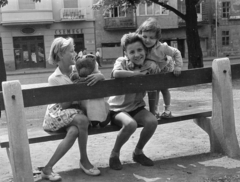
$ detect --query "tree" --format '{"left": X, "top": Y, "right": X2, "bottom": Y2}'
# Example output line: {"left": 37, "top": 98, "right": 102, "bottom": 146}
{"left": 93, "top": 0, "right": 204, "bottom": 69}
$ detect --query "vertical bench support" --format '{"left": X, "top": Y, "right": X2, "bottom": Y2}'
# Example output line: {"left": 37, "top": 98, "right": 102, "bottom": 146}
{"left": 2, "top": 81, "right": 34, "bottom": 182}
{"left": 195, "top": 58, "right": 240, "bottom": 157}
{"left": 211, "top": 58, "right": 240, "bottom": 157}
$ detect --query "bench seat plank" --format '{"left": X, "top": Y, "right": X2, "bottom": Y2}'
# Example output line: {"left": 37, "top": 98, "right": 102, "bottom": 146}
{"left": 0, "top": 111, "right": 212, "bottom": 149}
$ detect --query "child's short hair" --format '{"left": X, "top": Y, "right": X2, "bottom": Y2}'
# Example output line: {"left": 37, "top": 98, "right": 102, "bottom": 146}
{"left": 121, "top": 32, "right": 145, "bottom": 51}
{"left": 48, "top": 37, "right": 74, "bottom": 65}
{"left": 75, "top": 54, "right": 96, "bottom": 77}
{"left": 136, "top": 17, "right": 161, "bottom": 39}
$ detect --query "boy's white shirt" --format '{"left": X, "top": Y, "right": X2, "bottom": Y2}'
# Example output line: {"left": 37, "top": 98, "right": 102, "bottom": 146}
{"left": 108, "top": 56, "right": 146, "bottom": 112}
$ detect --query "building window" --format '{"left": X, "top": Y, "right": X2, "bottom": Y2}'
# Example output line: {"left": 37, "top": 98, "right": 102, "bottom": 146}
{"left": 102, "top": 43, "right": 121, "bottom": 47}
{"left": 222, "top": 1, "right": 230, "bottom": 18}
{"left": 222, "top": 31, "right": 230, "bottom": 46}
{"left": 13, "top": 36, "right": 45, "bottom": 70}
{"left": 109, "top": 6, "right": 126, "bottom": 17}
{"left": 138, "top": 2, "right": 169, "bottom": 16}
{"left": 19, "top": 0, "right": 35, "bottom": 9}
{"left": 64, "top": 0, "right": 78, "bottom": 8}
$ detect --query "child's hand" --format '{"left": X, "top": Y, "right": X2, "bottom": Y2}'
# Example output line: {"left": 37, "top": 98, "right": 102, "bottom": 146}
{"left": 85, "top": 73, "right": 104, "bottom": 86}
{"left": 70, "top": 73, "right": 79, "bottom": 81}
{"left": 134, "top": 69, "right": 149, "bottom": 76}
{"left": 127, "top": 62, "right": 135, "bottom": 70}
{"left": 173, "top": 67, "right": 181, "bottom": 76}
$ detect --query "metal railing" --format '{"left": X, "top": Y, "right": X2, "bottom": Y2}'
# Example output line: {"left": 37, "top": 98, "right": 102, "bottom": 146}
{"left": 60, "top": 8, "right": 86, "bottom": 20}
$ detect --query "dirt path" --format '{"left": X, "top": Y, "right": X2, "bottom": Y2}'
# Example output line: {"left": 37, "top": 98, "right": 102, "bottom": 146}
{"left": 1, "top": 80, "right": 240, "bottom": 182}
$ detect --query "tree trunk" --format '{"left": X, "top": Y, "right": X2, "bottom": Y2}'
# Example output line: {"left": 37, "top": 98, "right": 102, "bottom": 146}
{"left": 185, "top": 0, "right": 203, "bottom": 69}
{"left": 0, "top": 52, "right": 6, "bottom": 118}
{"left": 0, "top": 56, "right": 6, "bottom": 91}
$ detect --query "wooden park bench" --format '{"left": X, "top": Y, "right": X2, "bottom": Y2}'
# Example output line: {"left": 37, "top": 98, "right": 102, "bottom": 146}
{"left": 0, "top": 58, "right": 240, "bottom": 182}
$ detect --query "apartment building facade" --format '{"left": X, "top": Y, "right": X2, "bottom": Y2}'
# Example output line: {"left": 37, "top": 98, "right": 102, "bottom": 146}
{"left": 212, "top": 0, "right": 240, "bottom": 57}
{"left": 0, "top": 0, "right": 95, "bottom": 71}
{"left": 94, "top": 0, "right": 212, "bottom": 63}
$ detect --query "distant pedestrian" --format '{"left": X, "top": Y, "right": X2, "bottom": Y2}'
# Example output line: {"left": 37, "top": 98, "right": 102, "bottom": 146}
{"left": 83, "top": 48, "right": 87, "bottom": 56}
{"left": 96, "top": 49, "right": 102, "bottom": 67}
{"left": 78, "top": 50, "right": 83, "bottom": 58}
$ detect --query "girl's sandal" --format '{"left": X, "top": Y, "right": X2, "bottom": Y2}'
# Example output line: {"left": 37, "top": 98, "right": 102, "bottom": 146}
{"left": 41, "top": 171, "right": 61, "bottom": 181}
{"left": 154, "top": 113, "right": 161, "bottom": 120}
{"left": 161, "top": 111, "right": 173, "bottom": 118}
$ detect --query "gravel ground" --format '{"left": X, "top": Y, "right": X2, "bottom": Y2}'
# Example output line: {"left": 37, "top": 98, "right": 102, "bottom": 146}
{"left": 0, "top": 79, "right": 240, "bottom": 182}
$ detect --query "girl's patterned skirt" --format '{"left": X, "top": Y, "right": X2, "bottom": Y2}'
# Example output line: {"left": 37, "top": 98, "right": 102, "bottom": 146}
{"left": 43, "top": 103, "right": 84, "bottom": 132}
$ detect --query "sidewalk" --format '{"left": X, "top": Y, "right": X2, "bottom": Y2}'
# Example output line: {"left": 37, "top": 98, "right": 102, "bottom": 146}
{"left": 6, "top": 56, "right": 240, "bottom": 76}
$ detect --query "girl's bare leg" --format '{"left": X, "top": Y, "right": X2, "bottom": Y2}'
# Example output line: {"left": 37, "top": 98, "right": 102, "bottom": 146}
{"left": 43, "top": 125, "right": 78, "bottom": 174}
{"left": 70, "top": 114, "right": 93, "bottom": 169}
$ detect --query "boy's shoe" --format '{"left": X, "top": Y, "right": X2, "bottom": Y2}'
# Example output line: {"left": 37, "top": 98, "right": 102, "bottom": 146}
{"left": 91, "top": 121, "right": 100, "bottom": 127}
{"left": 109, "top": 156, "right": 122, "bottom": 170}
{"left": 161, "top": 111, "right": 172, "bottom": 118}
{"left": 133, "top": 153, "right": 154, "bottom": 166}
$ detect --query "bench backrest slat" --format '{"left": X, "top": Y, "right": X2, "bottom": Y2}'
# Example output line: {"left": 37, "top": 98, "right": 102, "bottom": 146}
{"left": 0, "top": 63, "right": 240, "bottom": 109}
{"left": 0, "top": 67, "right": 212, "bottom": 109}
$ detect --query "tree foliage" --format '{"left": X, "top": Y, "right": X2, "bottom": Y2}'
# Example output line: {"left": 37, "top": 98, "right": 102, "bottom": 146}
{"left": 93, "top": 0, "right": 204, "bottom": 68}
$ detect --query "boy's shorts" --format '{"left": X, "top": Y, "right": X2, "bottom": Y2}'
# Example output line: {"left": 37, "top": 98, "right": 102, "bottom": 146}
{"left": 109, "top": 106, "right": 145, "bottom": 124}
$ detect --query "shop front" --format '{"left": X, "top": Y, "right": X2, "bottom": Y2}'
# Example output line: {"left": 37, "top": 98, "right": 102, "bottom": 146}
{"left": 1, "top": 21, "right": 95, "bottom": 71}
{"left": 13, "top": 36, "right": 45, "bottom": 69}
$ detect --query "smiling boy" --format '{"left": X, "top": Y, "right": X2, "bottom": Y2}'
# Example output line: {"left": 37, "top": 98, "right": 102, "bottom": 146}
{"left": 107, "top": 32, "right": 158, "bottom": 170}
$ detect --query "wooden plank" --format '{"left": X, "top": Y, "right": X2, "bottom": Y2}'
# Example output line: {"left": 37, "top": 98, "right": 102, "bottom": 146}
{"left": 211, "top": 58, "right": 240, "bottom": 157}
{"left": 0, "top": 111, "right": 212, "bottom": 148}
{"left": 0, "top": 63, "right": 240, "bottom": 110}
{"left": 2, "top": 80, "right": 34, "bottom": 182}
{"left": 22, "top": 67, "right": 212, "bottom": 107}
{"left": 0, "top": 67, "right": 212, "bottom": 109}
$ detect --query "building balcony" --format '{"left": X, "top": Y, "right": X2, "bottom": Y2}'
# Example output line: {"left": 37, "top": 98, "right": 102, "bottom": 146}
{"left": 104, "top": 17, "right": 137, "bottom": 30}
{"left": 60, "top": 8, "right": 88, "bottom": 21}
{"left": 178, "top": 15, "right": 209, "bottom": 27}
{"left": 0, "top": 0, "right": 54, "bottom": 26}
{"left": 1, "top": 10, "right": 54, "bottom": 26}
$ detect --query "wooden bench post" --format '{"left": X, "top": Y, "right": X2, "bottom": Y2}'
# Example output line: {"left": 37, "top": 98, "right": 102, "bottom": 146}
{"left": 195, "top": 58, "right": 240, "bottom": 157}
{"left": 2, "top": 81, "right": 34, "bottom": 182}
{"left": 211, "top": 58, "right": 240, "bottom": 157}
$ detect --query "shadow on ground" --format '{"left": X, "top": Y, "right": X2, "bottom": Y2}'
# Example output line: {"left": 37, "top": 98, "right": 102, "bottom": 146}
{"left": 35, "top": 153, "right": 240, "bottom": 182}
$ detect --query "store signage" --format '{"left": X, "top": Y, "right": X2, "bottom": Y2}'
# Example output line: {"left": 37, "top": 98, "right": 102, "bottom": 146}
{"left": 229, "top": 15, "right": 240, "bottom": 19}
{"left": 55, "top": 29, "right": 82, "bottom": 35}
{"left": 22, "top": 27, "right": 35, "bottom": 34}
